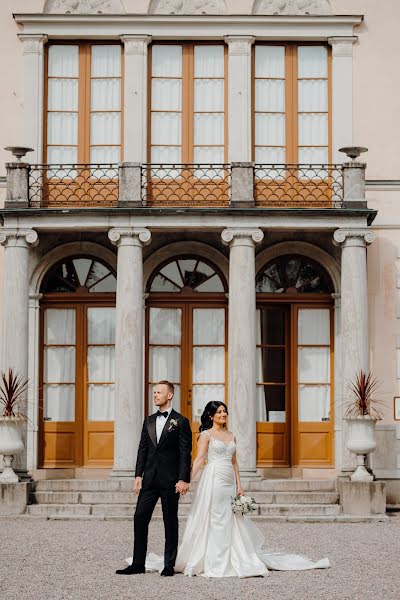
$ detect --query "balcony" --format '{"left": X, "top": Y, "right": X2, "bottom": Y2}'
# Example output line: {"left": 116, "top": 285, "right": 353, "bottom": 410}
{"left": 4, "top": 150, "right": 367, "bottom": 211}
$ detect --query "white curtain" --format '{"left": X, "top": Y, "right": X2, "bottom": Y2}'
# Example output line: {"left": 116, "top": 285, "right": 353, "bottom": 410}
{"left": 44, "top": 385, "right": 75, "bottom": 422}
{"left": 88, "top": 384, "right": 115, "bottom": 421}
{"left": 297, "top": 46, "right": 328, "bottom": 166}
{"left": 193, "top": 308, "right": 224, "bottom": 344}
{"left": 297, "top": 308, "right": 331, "bottom": 422}
{"left": 45, "top": 308, "right": 75, "bottom": 344}
{"left": 192, "top": 385, "right": 225, "bottom": 421}
{"left": 255, "top": 45, "right": 286, "bottom": 165}
{"left": 87, "top": 307, "right": 115, "bottom": 421}
{"left": 149, "top": 307, "right": 182, "bottom": 344}
{"left": 87, "top": 307, "right": 115, "bottom": 344}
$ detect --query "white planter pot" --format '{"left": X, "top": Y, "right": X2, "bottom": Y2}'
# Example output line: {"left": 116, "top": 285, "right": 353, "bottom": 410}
{"left": 0, "top": 418, "right": 25, "bottom": 483}
{"left": 346, "top": 416, "right": 377, "bottom": 482}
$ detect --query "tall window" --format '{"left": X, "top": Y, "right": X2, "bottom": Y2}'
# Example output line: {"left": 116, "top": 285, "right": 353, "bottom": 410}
{"left": 254, "top": 44, "right": 330, "bottom": 164}
{"left": 45, "top": 43, "right": 122, "bottom": 164}
{"left": 149, "top": 43, "right": 227, "bottom": 164}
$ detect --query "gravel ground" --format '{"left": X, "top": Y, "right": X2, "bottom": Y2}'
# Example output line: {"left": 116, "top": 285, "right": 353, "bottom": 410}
{"left": 0, "top": 516, "right": 398, "bottom": 600}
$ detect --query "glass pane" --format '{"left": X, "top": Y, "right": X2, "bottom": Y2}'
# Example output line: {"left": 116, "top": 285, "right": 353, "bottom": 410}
{"left": 194, "top": 79, "right": 224, "bottom": 111}
{"left": 88, "top": 384, "right": 114, "bottom": 421}
{"left": 178, "top": 259, "right": 197, "bottom": 284}
{"left": 152, "top": 45, "right": 182, "bottom": 77}
{"left": 89, "top": 276, "right": 117, "bottom": 292}
{"left": 48, "top": 113, "right": 78, "bottom": 145}
{"left": 160, "top": 262, "right": 183, "bottom": 288}
{"left": 256, "top": 385, "right": 286, "bottom": 422}
{"left": 72, "top": 258, "right": 92, "bottom": 286}
{"left": 195, "top": 274, "right": 224, "bottom": 292}
{"left": 193, "top": 347, "right": 225, "bottom": 383}
{"left": 48, "top": 45, "right": 79, "bottom": 77}
{"left": 44, "top": 347, "right": 75, "bottom": 383}
{"left": 149, "top": 384, "right": 181, "bottom": 413}
{"left": 149, "top": 308, "right": 182, "bottom": 344}
{"left": 256, "top": 347, "right": 285, "bottom": 383}
{"left": 298, "top": 384, "right": 330, "bottom": 422}
{"left": 45, "top": 309, "right": 75, "bottom": 344}
{"left": 298, "top": 347, "right": 330, "bottom": 383}
{"left": 298, "top": 114, "right": 328, "bottom": 146}
{"left": 192, "top": 385, "right": 225, "bottom": 421}
{"left": 298, "top": 309, "right": 330, "bottom": 345}
{"left": 91, "top": 45, "right": 121, "bottom": 77}
{"left": 255, "top": 147, "right": 285, "bottom": 164}
{"left": 298, "top": 147, "right": 328, "bottom": 164}
{"left": 44, "top": 384, "right": 75, "bottom": 422}
{"left": 90, "top": 146, "right": 120, "bottom": 164}
{"left": 194, "top": 45, "right": 224, "bottom": 78}
{"left": 255, "top": 46, "right": 285, "bottom": 78}
{"left": 151, "top": 146, "right": 181, "bottom": 164}
{"left": 88, "top": 307, "right": 116, "bottom": 344}
{"left": 47, "top": 146, "right": 78, "bottom": 165}
{"left": 255, "top": 80, "right": 285, "bottom": 112}
{"left": 149, "top": 347, "right": 180, "bottom": 381}
{"left": 193, "top": 309, "right": 225, "bottom": 345}
{"left": 88, "top": 347, "right": 115, "bottom": 381}
{"left": 151, "top": 112, "right": 181, "bottom": 145}
{"left": 150, "top": 274, "right": 181, "bottom": 292}
{"left": 152, "top": 79, "right": 182, "bottom": 110}
{"left": 297, "top": 46, "right": 327, "bottom": 78}
{"left": 193, "top": 146, "right": 224, "bottom": 164}
{"left": 86, "top": 261, "right": 110, "bottom": 286}
{"left": 298, "top": 80, "right": 328, "bottom": 112}
{"left": 48, "top": 79, "right": 78, "bottom": 111}
{"left": 194, "top": 113, "right": 224, "bottom": 145}
{"left": 256, "top": 308, "right": 285, "bottom": 345}
{"left": 255, "top": 113, "right": 285, "bottom": 146}
{"left": 91, "top": 79, "right": 121, "bottom": 111}
{"left": 90, "top": 112, "right": 120, "bottom": 145}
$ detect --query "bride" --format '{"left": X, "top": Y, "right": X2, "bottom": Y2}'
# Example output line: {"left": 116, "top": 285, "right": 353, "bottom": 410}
{"left": 139, "top": 400, "right": 329, "bottom": 578}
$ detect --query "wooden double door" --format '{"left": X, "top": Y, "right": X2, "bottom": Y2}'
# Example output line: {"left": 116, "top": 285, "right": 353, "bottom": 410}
{"left": 256, "top": 300, "right": 334, "bottom": 468}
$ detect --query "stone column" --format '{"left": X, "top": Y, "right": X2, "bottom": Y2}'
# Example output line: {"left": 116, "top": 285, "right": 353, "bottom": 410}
{"left": 333, "top": 228, "right": 375, "bottom": 472}
{"left": 18, "top": 34, "right": 48, "bottom": 164}
{"left": 222, "top": 228, "right": 264, "bottom": 479}
{"left": 27, "top": 293, "right": 42, "bottom": 472}
{"left": 328, "top": 37, "right": 357, "bottom": 162}
{"left": 224, "top": 36, "right": 255, "bottom": 162}
{"left": 108, "top": 227, "right": 151, "bottom": 477}
{"left": 0, "top": 229, "right": 39, "bottom": 475}
{"left": 120, "top": 35, "right": 152, "bottom": 163}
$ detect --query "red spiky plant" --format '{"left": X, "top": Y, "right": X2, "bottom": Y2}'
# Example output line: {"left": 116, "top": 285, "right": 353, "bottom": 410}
{"left": 344, "top": 370, "right": 383, "bottom": 419}
{"left": 0, "top": 369, "right": 29, "bottom": 419}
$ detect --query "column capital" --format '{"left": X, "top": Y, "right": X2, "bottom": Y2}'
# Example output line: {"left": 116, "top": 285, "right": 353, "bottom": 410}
{"left": 328, "top": 36, "right": 357, "bottom": 57}
{"left": 221, "top": 228, "right": 264, "bottom": 247}
{"left": 108, "top": 227, "right": 151, "bottom": 247}
{"left": 223, "top": 35, "right": 255, "bottom": 55}
{"left": 333, "top": 228, "right": 375, "bottom": 248}
{"left": 18, "top": 34, "right": 48, "bottom": 55}
{"left": 120, "top": 35, "right": 152, "bottom": 55}
{"left": 0, "top": 229, "right": 39, "bottom": 248}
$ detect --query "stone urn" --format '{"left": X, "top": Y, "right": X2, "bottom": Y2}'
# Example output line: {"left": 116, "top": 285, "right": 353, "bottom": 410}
{"left": 346, "top": 416, "right": 377, "bottom": 482}
{"left": 0, "top": 417, "right": 25, "bottom": 483}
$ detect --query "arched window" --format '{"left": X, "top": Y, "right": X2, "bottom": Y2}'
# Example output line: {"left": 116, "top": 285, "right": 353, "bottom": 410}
{"left": 148, "top": 257, "right": 226, "bottom": 293}
{"left": 256, "top": 254, "right": 333, "bottom": 294}
{"left": 41, "top": 257, "right": 116, "bottom": 293}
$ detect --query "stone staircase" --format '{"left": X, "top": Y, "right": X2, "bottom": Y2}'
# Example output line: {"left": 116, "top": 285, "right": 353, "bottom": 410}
{"left": 27, "top": 478, "right": 351, "bottom": 522}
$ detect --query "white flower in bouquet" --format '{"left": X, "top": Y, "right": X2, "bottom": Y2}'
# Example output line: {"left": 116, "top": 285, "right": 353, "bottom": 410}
{"left": 231, "top": 494, "right": 258, "bottom": 516}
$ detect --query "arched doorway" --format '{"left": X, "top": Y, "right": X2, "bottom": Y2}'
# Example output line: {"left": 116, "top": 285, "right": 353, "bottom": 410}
{"left": 146, "top": 255, "right": 228, "bottom": 447}
{"left": 39, "top": 256, "right": 116, "bottom": 468}
{"left": 256, "top": 254, "right": 335, "bottom": 468}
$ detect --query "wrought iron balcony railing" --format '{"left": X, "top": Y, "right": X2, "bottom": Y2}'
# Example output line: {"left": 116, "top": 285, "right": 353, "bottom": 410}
{"left": 28, "top": 164, "right": 119, "bottom": 208}
{"left": 254, "top": 164, "right": 343, "bottom": 208}
{"left": 141, "top": 164, "right": 231, "bottom": 207}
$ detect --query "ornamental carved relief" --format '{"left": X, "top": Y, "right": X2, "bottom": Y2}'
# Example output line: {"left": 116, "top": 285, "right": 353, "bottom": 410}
{"left": 43, "top": 0, "right": 125, "bottom": 14}
{"left": 252, "top": 0, "right": 332, "bottom": 15}
{"left": 148, "top": 0, "right": 227, "bottom": 14}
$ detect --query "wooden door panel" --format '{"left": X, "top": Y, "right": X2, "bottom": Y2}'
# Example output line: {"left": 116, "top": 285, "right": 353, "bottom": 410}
{"left": 296, "top": 426, "right": 332, "bottom": 465}
{"left": 42, "top": 429, "right": 77, "bottom": 466}
{"left": 257, "top": 423, "right": 289, "bottom": 466}
{"left": 86, "top": 427, "right": 114, "bottom": 465}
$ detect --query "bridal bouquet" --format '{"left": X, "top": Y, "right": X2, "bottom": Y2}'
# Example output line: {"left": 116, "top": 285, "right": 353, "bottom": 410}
{"left": 231, "top": 494, "right": 258, "bottom": 516}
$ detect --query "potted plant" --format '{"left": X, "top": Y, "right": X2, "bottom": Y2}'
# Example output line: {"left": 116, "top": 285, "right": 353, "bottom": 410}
{"left": 0, "top": 369, "right": 29, "bottom": 483}
{"left": 344, "top": 370, "right": 383, "bottom": 482}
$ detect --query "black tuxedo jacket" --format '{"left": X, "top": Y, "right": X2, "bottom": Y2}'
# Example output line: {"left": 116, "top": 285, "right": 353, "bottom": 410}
{"left": 135, "top": 409, "right": 192, "bottom": 490}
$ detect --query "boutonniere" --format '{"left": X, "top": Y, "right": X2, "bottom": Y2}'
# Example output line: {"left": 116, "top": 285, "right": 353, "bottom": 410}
{"left": 168, "top": 418, "right": 178, "bottom": 431}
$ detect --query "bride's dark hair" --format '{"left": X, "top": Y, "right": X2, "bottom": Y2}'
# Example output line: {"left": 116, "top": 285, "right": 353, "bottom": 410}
{"left": 199, "top": 401, "right": 228, "bottom": 432}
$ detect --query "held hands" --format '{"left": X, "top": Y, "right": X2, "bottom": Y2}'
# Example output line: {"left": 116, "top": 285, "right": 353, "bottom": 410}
{"left": 175, "top": 480, "right": 189, "bottom": 495}
{"left": 133, "top": 476, "right": 143, "bottom": 495}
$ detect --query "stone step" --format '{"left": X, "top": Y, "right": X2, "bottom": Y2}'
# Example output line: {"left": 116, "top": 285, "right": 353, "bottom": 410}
{"left": 27, "top": 504, "right": 92, "bottom": 517}
{"left": 35, "top": 479, "right": 132, "bottom": 492}
{"left": 259, "top": 504, "right": 340, "bottom": 517}
{"left": 248, "top": 479, "right": 336, "bottom": 492}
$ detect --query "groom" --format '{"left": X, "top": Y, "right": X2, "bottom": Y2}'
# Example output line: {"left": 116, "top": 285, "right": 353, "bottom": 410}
{"left": 116, "top": 380, "right": 192, "bottom": 577}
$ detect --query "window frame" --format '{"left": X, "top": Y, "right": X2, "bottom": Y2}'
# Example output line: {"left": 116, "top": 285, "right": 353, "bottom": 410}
{"left": 43, "top": 40, "right": 124, "bottom": 165}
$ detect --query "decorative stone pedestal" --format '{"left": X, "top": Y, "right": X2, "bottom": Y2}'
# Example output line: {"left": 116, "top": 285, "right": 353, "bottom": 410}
{"left": 0, "top": 482, "right": 30, "bottom": 516}
{"left": 339, "top": 481, "right": 386, "bottom": 516}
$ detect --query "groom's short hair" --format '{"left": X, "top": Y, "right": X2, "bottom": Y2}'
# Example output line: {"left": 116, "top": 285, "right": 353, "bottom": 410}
{"left": 158, "top": 380, "right": 174, "bottom": 395}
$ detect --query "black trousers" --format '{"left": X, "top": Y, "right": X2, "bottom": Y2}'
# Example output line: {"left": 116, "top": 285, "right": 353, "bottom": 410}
{"left": 132, "top": 477, "right": 180, "bottom": 569}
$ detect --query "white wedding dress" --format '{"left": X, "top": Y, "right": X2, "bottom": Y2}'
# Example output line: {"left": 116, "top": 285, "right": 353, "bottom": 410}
{"left": 131, "top": 432, "right": 329, "bottom": 578}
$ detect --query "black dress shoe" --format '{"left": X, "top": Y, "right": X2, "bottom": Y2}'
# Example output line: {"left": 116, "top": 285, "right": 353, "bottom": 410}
{"left": 115, "top": 564, "right": 145, "bottom": 575}
{"left": 160, "top": 567, "right": 175, "bottom": 577}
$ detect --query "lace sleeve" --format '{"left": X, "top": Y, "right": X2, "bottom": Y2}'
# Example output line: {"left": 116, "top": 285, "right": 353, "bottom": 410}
{"left": 200, "top": 430, "right": 211, "bottom": 439}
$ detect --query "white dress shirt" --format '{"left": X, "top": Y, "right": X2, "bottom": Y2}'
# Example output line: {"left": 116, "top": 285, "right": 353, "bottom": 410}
{"left": 156, "top": 406, "right": 173, "bottom": 443}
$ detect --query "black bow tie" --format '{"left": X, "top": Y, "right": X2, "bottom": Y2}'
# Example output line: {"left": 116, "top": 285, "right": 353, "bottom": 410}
{"left": 156, "top": 411, "right": 168, "bottom": 418}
